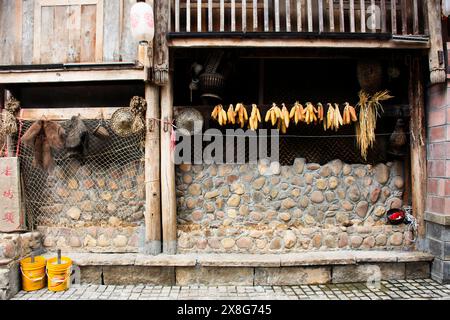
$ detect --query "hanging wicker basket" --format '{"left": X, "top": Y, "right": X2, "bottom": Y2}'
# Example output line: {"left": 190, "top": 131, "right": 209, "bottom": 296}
{"left": 199, "top": 72, "right": 225, "bottom": 100}
{"left": 357, "top": 60, "right": 383, "bottom": 94}
{"left": 175, "top": 108, "right": 204, "bottom": 136}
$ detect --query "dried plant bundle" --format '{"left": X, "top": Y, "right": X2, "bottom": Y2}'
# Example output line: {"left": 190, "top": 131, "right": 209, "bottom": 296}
{"left": 356, "top": 90, "right": 393, "bottom": 160}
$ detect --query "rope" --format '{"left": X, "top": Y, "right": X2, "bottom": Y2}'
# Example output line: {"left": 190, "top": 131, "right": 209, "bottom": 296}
{"left": 403, "top": 205, "right": 418, "bottom": 243}
{"left": 186, "top": 132, "right": 412, "bottom": 139}
{"left": 15, "top": 110, "right": 24, "bottom": 157}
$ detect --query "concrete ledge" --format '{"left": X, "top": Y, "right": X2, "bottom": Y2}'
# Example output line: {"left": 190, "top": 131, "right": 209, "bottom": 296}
{"left": 425, "top": 212, "right": 450, "bottom": 226}
{"left": 49, "top": 250, "right": 434, "bottom": 268}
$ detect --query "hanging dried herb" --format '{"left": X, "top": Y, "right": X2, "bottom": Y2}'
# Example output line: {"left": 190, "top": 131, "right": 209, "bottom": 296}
{"left": 356, "top": 90, "right": 394, "bottom": 160}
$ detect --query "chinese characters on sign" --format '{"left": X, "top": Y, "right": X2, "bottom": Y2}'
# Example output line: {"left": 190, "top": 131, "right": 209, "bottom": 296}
{"left": 0, "top": 158, "right": 23, "bottom": 232}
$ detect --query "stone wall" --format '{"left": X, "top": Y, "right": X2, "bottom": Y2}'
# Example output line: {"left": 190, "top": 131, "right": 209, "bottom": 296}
{"left": 38, "top": 225, "right": 144, "bottom": 253}
{"left": 0, "top": 232, "right": 42, "bottom": 261}
{"left": 35, "top": 161, "right": 145, "bottom": 227}
{"left": 0, "top": 232, "right": 43, "bottom": 300}
{"left": 176, "top": 159, "right": 412, "bottom": 253}
{"left": 29, "top": 160, "right": 146, "bottom": 253}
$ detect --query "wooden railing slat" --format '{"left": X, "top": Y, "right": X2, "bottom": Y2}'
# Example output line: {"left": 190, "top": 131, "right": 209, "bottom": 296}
{"left": 370, "top": 0, "right": 375, "bottom": 30}
{"left": 231, "top": 0, "right": 236, "bottom": 31}
{"left": 360, "top": 0, "right": 365, "bottom": 32}
{"left": 186, "top": 0, "right": 191, "bottom": 32}
{"left": 286, "top": 0, "right": 291, "bottom": 32}
{"left": 318, "top": 0, "right": 324, "bottom": 32}
{"left": 381, "top": 0, "right": 387, "bottom": 33}
{"left": 349, "top": 0, "right": 355, "bottom": 32}
{"left": 197, "top": 0, "right": 202, "bottom": 32}
{"left": 307, "top": 0, "right": 313, "bottom": 32}
{"left": 220, "top": 0, "right": 224, "bottom": 31}
{"left": 175, "top": 0, "right": 180, "bottom": 32}
{"left": 242, "top": 0, "right": 247, "bottom": 32}
{"left": 275, "top": 0, "right": 280, "bottom": 32}
{"left": 392, "top": 0, "right": 397, "bottom": 34}
{"left": 329, "top": 0, "right": 334, "bottom": 32}
{"left": 208, "top": 0, "right": 213, "bottom": 31}
{"left": 297, "top": 0, "right": 302, "bottom": 32}
{"left": 413, "top": 0, "right": 419, "bottom": 34}
{"left": 264, "top": 0, "right": 269, "bottom": 32}
{"left": 339, "top": 0, "right": 344, "bottom": 32}
{"left": 401, "top": 0, "right": 407, "bottom": 34}
{"left": 253, "top": 0, "right": 258, "bottom": 31}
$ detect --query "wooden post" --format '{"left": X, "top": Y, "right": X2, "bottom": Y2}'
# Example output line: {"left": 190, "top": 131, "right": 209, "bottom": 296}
{"left": 161, "top": 71, "right": 177, "bottom": 254}
{"left": 409, "top": 57, "right": 427, "bottom": 241}
{"left": 144, "top": 83, "right": 161, "bottom": 255}
{"left": 426, "top": 0, "right": 446, "bottom": 84}
{"left": 4, "top": 90, "right": 14, "bottom": 157}
{"left": 0, "top": 87, "right": 4, "bottom": 153}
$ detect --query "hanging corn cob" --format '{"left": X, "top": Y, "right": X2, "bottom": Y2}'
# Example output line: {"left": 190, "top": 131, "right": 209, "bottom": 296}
{"left": 248, "top": 104, "right": 262, "bottom": 130}
{"left": 304, "top": 102, "right": 318, "bottom": 125}
{"left": 326, "top": 103, "right": 335, "bottom": 130}
{"left": 265, "top": 103, "right": 283, "bottom": 126}
{"left": 342, "top": 102, "right": 358, "bottom": 125}
{"left": 211, "top": 104, "right": 228, "bottom": 126}
{"left": 235, "top": 103, "right": 248, "bottom": 128}
{"left": 317, "top": 103, "right": 324, "bottom": 123}
{"left": 289, "top": 102, "right": 305, "bottom": 125}
{"left": 227, "top": 104, "right": 237, "bottom": 125}
{"left": 333, "top": 103, "right": 344, "bottom": 131}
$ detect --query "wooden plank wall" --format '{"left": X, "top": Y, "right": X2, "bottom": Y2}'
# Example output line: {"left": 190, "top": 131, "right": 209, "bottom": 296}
{"left": 0, "top": 0, "right": 137, "bottom": 66}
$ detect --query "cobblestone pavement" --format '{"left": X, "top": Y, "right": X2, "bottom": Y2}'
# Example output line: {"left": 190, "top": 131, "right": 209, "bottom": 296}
{"left": 11, "top": 279, "right": 450, "bottom": 300}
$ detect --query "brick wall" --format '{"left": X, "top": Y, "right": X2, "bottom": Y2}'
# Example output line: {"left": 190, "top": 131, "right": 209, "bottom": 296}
{"left": 426, "top": 84, "right": 449, "bottom": 215}
{"left": 425, "top": 81, "right": 450, "bottom": 284}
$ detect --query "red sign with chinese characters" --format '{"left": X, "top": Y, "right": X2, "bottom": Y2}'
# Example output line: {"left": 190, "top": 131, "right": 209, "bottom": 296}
{"left": 0, "top": 157, "right": 24, "bottom": 232}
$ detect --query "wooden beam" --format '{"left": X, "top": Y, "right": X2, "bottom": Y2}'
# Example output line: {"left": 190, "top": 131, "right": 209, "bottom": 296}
{"left": 426, "top": 0, "right": 446, "bottom": 84}
{"left": 409, "top": 56, "right": 426, "bottom": 240}
{"left": 168, "top": 37, "right": 430, "bottom": 49}
{"left": 20, "top": 107, "right": 121, "bottom": 120}
{"left": 144, "top": 83, "right": 161, "bottom": 255}
{"left": 161, "top": 71, "right": 177, "bottom": 254}
{"left": 0, "top": 68, "right": 145, "bottom": 84}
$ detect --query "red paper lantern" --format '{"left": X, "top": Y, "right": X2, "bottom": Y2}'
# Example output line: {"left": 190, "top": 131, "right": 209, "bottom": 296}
{"left": 130, "top": 1, "right": 155, "bottom": 43}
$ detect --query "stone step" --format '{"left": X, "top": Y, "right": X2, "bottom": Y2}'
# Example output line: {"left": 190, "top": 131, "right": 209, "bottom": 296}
{"left": 41, "top": 250, "right": 433, "bottom": 286}
{"left": 43, "top": 250, "right": 433, "bottom": 267}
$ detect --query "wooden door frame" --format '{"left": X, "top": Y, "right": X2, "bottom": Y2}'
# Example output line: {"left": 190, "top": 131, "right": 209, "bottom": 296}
{"left": 33, "top": 0, "right": 104, "bottom": 64}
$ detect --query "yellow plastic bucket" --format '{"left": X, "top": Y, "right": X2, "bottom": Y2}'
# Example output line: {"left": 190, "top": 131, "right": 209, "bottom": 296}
{"left": 20, "top": 256, "right": 46, "bottom": 292}
{"left": 46, "top": 257, "right": 72, "bottom": 292}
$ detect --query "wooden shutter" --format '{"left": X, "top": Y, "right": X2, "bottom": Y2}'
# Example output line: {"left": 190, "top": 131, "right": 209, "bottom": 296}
{"left": 33, "top": 0, "right": 104, "bottom": 64}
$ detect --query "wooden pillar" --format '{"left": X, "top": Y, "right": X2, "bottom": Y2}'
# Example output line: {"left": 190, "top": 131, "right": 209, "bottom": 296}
{"left": 4, "top": 90, "right": 14, "bottom": 157}
{"left": 161, "top": 71, "right": 177, "bottom": 254}
{"left": 426, "top": 0, "right": 446, "bottom": 84}
{"left": 409, "top": 57, "right": 427, "bottom": 241}
{"left": 144, "top": 83, "right": 161, "bottom": 255}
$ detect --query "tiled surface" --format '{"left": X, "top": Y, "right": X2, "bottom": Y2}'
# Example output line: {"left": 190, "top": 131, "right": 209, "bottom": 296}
{"left": 11, "top": 279, "right": 450, "bottom": 300}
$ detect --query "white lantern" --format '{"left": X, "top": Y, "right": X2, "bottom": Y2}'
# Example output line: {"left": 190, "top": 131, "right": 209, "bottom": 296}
{"left": 130, "top": 1, "right": 155, "bottom": 43}
{"left": 443, "top": 0, "right": 450, "bottom": 17}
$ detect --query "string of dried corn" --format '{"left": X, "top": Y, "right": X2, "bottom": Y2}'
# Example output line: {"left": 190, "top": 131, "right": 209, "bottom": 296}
{"left": 355, "top": 90, "right": 393, "bottom": 160}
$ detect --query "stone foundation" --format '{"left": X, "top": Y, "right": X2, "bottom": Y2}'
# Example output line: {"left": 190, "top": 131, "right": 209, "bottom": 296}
{"left": 0, "top": 232, "right": 42, "bottom": 261}
{"left": 38, "top": 226, "right": 144, "bottom": 253}
{"left": 176, "top": 159, "right": 411, "bottom": 253}
{"left": 0, "top": 232, "right": 43, "bottom": 300}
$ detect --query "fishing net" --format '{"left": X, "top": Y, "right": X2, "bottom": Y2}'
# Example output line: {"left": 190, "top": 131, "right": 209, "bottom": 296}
{"left": 13, "top": 119, "right": 146, "bottom": 229}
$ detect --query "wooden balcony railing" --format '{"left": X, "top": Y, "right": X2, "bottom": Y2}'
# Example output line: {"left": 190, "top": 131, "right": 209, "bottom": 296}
{"left": 169, "top": 0, "right": 429, "bottom": 36}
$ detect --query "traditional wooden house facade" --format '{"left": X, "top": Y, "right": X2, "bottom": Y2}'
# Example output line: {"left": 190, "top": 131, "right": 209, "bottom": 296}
{"left": 0, "top": 0, "right": 449, "bottom": 296}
